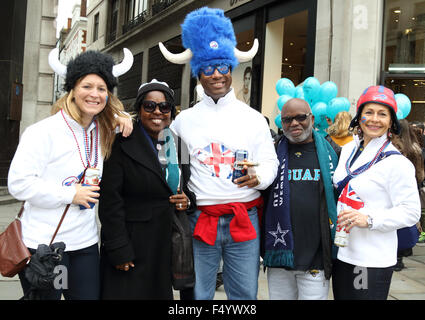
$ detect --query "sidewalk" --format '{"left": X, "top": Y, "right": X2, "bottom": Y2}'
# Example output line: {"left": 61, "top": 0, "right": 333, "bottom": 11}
{"left": 1, "top": 201, "right": 425, "bottom": 300}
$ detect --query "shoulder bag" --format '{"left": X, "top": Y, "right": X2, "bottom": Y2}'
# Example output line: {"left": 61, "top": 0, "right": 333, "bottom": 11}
{"left": 0, "top": 167, "right": 88, "bottom": 278}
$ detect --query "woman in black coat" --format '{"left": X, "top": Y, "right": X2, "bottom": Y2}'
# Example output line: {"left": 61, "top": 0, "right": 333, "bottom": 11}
{"left": 99, "top": 80, "right": 196, "bottom": 299}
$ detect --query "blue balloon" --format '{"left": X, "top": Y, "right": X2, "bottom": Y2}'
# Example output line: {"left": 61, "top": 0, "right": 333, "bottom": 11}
{"left": 277, "top": 95, "right": 293, "bottom": 111}
{"left": 276, "top": 78, "right": 295, "bottom": 97}
{"left": 319, "top": 81, "right": 338, "bottom": 103}
{"left": 395, "top": 93, "right": 411, "bottom": 119}
{"left": 294, "top": 86, "right": 305, "bottom": 99}
{"left": 396, "top": 109, "right": 404, "bottom": 120}
{"left": 275, "top": 114, "right": 282, "bottom": 129}
{"left": 303, "top": 77, "right": 321, "bottom": 105}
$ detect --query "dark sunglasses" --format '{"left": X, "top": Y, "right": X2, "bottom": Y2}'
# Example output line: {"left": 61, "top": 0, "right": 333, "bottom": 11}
{"left": 281, "top": 113, "right": 312, "bottom": 124}
{"left": 142, "top": 100, "right": 173, "bottom": 114}
{"left": 200, "top": 64, "right": 231, "bottom": 76}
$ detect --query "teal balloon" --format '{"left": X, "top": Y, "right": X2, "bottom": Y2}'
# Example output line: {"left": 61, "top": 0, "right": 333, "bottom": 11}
{"left": 294, "top": 86, "right": 305, "bottom": 99}
{"left": 276, "top": 78, "right": 295, "bottom": 97}
{"left": 339, "top": 97, "right": 351, "bottom": 112}
{"left": 395, "top": 93, "right": 411, "bottom": 119}
{"left": 303, "top": 77, "right": 321, "bottom": 105}
{"left": 314, "top": 116, "right": 329, "bottom": 133}
{"left": 319, "top": 81, "right": 338, "bottom": 103}
{"left": 396, "top": 109, "right": 404, "bottom": 120}
{"left": 327, "top": 97, "right": 351, "bottom": 121}
{"left": 275, "top": 114, "right": 282, "bottom": 129}
{"left": 277, "top": 95, "right": 293, "bottom": 111}
{"left": 312, "top": 102, "right": 328, "bottom": 125}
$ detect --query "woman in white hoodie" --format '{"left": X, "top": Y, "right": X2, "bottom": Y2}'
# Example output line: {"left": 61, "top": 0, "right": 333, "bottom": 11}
{"left": 7, "top": 49, "right": 133, "bottom": 300}
{"left": 331, "top": 85, "right": 420, "bottom": 300}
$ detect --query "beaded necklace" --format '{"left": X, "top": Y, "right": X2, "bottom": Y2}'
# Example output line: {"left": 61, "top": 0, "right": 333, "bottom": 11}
{"left": 61, "top": 109, "right": 99, "bottom": 168}
{"left": 345, "top": 138, "right": 391, "bottom": 177}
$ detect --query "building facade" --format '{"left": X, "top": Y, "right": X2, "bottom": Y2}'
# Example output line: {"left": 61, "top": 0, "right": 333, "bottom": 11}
{"left": 0, "top": 0, "right": 58, "bottom": 186}
{"left": 54, "top": 1, "right": 88, "bottom": 100}
{"left": 0, "top": 0, "right": 28, "bottom": 186}
{"left": 86, "top": 0, "right": 425, "bottom": 131}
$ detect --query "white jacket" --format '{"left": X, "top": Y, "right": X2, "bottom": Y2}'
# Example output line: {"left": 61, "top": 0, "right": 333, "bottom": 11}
{"left": 170, "top": 89, "right": 278, "bottom": 206}
{"left": 333, "top": 134, "right": 421, "bottom": 267}
{"left": 8, "top": 111, "right": 100, "bottom": 251}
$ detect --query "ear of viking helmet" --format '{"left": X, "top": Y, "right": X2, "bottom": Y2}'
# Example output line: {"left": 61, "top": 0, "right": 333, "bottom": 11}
{"left": 48, "top": 48, "right": 67, "bottom": 77}
{"left": 234, "top": 38, "right": 259, "bottom": 63}
{"left": 158, "top": 39, "right": 259, "bottom": 64}
{"left": 48, "top": 48, "right": 134, "bottom": 77}
{"left": 158, "top": 42, "right": 193, "bottom": 64}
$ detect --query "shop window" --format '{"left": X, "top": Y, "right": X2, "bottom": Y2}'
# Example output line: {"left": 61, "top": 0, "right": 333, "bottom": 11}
{"left": 261, "top": 10, "right": 308, "bottom": 127}
{"left": 383, "top": 0, "right": 425, "bottom": 122}
{"left": 384, "top": 0, "right": 425, "bottom": 70}
{"left": 93, "top": 13, "right": 99, "bottom": 42}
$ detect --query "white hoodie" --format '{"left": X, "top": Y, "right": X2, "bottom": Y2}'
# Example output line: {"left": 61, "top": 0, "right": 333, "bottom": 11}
{"left": 333, "top": 134, "right": 421, "bottom": 268}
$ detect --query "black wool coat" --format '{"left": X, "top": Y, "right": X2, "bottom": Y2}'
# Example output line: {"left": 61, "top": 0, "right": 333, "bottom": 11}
{"left": 98, "top": 122, "right": 195, "bottom": 300}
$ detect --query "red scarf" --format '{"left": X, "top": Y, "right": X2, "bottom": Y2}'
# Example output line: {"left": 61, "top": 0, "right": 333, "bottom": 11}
{"left": 193, "top": 197, "right": 263, "bottom": 246}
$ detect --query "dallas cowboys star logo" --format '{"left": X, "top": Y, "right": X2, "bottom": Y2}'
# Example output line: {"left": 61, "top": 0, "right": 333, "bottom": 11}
{"left": 268, "top": 222, "right": 289, "bottom": 247}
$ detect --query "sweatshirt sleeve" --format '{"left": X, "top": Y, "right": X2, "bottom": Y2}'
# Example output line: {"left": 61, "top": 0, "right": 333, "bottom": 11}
{"left": 251, "top": 116, "right": 279, "bottom": 190}
{"left": 7, "top": 124, "right": 76, "bottom": 208}
{"left": 361, "top": 156, "right": 421, "bottom": 232}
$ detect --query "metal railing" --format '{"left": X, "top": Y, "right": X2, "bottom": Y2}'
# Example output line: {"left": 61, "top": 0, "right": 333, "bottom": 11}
{"left": 122, "top": 0, "right": 181, "bottom": 35}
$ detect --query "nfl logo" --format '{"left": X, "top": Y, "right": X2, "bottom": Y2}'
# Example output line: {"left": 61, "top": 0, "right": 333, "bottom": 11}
{"left": 209, "top": 41, "right": 219, "bottom": 49}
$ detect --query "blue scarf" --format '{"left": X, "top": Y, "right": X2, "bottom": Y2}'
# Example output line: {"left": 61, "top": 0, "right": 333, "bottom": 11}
{"left": 263, "top": 130, "right": 339, "bottom": 267}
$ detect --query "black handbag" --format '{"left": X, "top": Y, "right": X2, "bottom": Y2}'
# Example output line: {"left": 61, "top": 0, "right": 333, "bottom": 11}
{"left": 171, "top": 148, "right": 195, "bottom": 291}
{"left": 171, "top": 208, "right": 195, "bottom": 290}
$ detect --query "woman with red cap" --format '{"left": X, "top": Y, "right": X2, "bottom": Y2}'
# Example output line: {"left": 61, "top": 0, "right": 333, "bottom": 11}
{"left": 331, "top": 85, "right": 421, "bottom": 300}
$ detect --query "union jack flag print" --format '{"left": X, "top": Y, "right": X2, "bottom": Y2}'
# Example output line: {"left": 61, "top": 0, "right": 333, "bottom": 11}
{"left": 195, "top": 142, "right": 235, "bottom": 178}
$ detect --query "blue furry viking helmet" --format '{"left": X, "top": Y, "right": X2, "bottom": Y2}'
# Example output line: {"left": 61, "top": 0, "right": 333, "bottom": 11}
{"left": 158, "top": 7, "right": 259, "bottom": 77}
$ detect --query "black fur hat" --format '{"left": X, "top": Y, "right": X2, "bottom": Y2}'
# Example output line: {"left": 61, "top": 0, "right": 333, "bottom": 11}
{"left": 48, "top": 48, "right": 134, "bottom": 92}
{"left": 64, "top": 51, "right": 117, "bottom": 92}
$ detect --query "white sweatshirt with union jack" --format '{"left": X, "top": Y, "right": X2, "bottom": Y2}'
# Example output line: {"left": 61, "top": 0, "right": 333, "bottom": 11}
{"left": 171, "top": 89, "right": 279, "bottom": 206}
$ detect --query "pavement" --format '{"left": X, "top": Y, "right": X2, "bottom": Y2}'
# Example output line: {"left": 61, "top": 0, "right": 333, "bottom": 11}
{"left": 1, "top": 201, "right": 425, "bottom": 300}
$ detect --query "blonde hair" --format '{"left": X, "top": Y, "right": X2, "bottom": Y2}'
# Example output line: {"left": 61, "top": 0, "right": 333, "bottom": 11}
{"left": 327, "top": 111, "right": 353, "bottom": 138}
{"left": 51, "top": 80, "right": 125, "bottom": 159}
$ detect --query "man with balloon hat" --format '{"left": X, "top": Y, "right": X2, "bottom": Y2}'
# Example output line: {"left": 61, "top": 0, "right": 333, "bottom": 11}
{"left": 159, "top": 7, "right": 278, "bottom": 300}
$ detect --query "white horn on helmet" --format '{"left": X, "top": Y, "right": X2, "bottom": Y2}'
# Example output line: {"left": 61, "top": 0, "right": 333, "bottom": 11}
{"left": 234, "top": 38, "right": 259, "bottom": 63}
{"left": 112, "top": 48, "right": 134, "bottom": 77}
{"left": 48, "top": 48, "right": 67, "bottom": 77}
{"left": 158, "top": 42, "right": 193, "bottom": 64}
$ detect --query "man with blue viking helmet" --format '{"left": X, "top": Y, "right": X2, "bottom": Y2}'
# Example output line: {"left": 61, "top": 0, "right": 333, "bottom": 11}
{"left": 159, "top": 7, "right": 258, "bottom": 78}
{"left": 161, "top": 7, "right": 279, "bottom": 300}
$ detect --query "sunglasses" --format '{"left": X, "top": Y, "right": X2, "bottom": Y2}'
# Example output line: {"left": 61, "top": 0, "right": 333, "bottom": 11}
{"left": 281, "top": 113, "right": 312, "bottom": 125}
{"left": 200, "top": 64, "right": 231, "bottom": 76}
{"left": 141, "top": 100, "right": 173, "bottom": 114}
